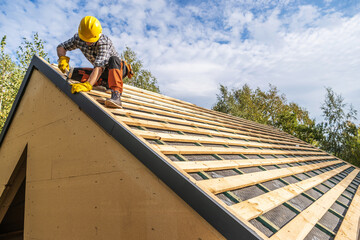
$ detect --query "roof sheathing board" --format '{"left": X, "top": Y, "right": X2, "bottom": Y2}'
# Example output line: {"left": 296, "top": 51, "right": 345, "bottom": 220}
{"left": 1, "top": 55, "right": 359, "bottom": 240}
{"left": 76, "top": 72, "right": 360, "bottom": 238}
{"left": 86, "top": 71, "right": 360, "bottom": 239}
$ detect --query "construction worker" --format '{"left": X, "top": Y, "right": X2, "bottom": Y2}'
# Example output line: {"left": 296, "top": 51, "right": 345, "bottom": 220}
{"left": 57, "top": 16, "right": 131, "bottom": 108}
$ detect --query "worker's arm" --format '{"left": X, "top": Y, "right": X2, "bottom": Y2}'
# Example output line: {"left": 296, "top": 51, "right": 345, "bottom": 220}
{"left": 57, "top": 46, "right": 70, "bottom": 73}
{"left": 88, "top": 67, "right": 104, "bottom": 86}
{"left": 57, "top": 46, "right": 67, "bottom": 57}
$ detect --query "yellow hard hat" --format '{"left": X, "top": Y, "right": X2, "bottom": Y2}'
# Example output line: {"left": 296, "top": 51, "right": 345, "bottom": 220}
{"left": 78, "top": 16, "right": 102, "bottom": 42}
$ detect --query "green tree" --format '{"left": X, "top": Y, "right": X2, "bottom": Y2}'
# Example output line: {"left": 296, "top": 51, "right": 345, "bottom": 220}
{"left": 317, "top": 87, "right": 360, "bottom": 166}
{"left": 121, "top": 46, "right": 160, "bottom": 93}
{"left": 0, "top": 36, "right": 20, "bottom": 130}
{"left": 213, "top": 84, "right": 319, "bottom": 144}
{"left": 0, "top": 33, "right": 49, "bottom": 132}
{"left": 16, "top": 33, "right": 49, "bottom": 73}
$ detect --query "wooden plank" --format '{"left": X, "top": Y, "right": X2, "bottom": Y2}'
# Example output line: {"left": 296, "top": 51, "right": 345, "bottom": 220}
{"left": 125, "top": 92, "right": 296, "bottom": 141}
{"left": 111, "top": 108, "right": 302, "bottom": 143}
{"left": 127, "top": 110, "right": 306, "bottom": 147}
{"left": 133, "top": 130, "right": 316, "bottom": 151}
{"left": 90, "top": 91, "right": 303, "bottom": 144}
{"left": 124, "top": 85, "right": 271, "bottom": 137}
{"left": 122, "top": 98, "right": 300, "bottom": 144}
{"left": 97, "top": 85, "right": 304, "bottom": 146}
{"left": 116, "top": 115, "right": 317, "bottom": 147}
{"left": 121, "top": 100, "right": 240, "bottom": 134}
{"left": 270, "top": 169, "right": 359, "bottom": 240}
{"left": 122, "top": 86, "right": 300, "bottom": 139}
{"left": 114, "top": 108, "right": 276, "bottom": 140}
{"left": 124, "top": 84, "right": 197, "bottom": 106}
{"left": 153, "top": 145, "right": 326, "bottom": 156}
{"left": 123, "top": 101, "right": 306, "bottom": 147}
{"left": 123, "top": 88, "right": 207, "bottom": 115}
{"left": 230, "top": 164, "right": 350, "bottom": 221}
{"left": 334, "top": 175, "right": 360, "bottom": 240}
{"left": 175, "top": 156, "right": 337, "bottom": 173}
{"left": 197, "top": 160, "right": 342, "bottom": 194}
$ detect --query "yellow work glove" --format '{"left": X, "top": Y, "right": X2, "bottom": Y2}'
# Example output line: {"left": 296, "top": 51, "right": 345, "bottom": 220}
{"left": 70, "top": 82, "right": 93, "bottom": 94}
{"left": 58, "top": 56, "right": 70, "bottom": 73}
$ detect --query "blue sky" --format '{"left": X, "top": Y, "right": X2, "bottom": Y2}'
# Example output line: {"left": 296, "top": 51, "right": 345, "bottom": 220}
{"left": 1, "top": 0, "right": 360, "bottom": 123}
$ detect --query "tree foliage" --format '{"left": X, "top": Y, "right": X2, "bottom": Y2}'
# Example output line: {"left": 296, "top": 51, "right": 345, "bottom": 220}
{"left": 0, "top": 36, "right": 18, "bottom": 120}
{"left": 213, "top": 84, "right": 319, "bottom": 144}
{"left": 317, "top": 88, "right": 360, "bottom": 166}
{"left": 0, "top": 33, "right": 49, "bottom": 131}
{"left": 213, "top": 84, "right": 360, "bottom": 167}
{"left": 121, "top": 46, "right": 160, "bottom": 93}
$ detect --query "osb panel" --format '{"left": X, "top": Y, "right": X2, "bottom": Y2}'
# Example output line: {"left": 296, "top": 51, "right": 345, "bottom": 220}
{"left": 0, "top": 70, "right": 80, "bottom": 186}
{"left": 26, "top": 112, "right": 128, "bottom": 181}
{"left": 0, "top": 136, "right": 29, "bottom": 188}
{"left": 26, "top": 172, "right": 225, "bottom": 240}
{"left": 4, "top": 71, "right": 77, "bottom": 140}
{"left": 0, "top": 70, "right": 224, "bottom": 239}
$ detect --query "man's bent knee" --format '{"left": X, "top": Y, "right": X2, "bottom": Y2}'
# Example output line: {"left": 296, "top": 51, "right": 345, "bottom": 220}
{"left": 108, "top": 56, "right": 121, "bottom": 69}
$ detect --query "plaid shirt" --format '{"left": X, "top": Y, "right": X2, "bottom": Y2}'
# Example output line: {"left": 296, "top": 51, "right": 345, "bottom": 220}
{"left": 58, "top": 33, "right": 120, "bottom": 68}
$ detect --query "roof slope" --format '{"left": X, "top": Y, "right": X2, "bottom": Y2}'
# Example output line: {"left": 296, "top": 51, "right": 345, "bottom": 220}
{"left": 1, "top": 55, "right": 360, "bottom": 240}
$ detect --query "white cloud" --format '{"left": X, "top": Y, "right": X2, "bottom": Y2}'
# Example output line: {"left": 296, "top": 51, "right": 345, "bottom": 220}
{"left": 288, "top": 5, "right": 320, "bottom": 31}
{"left": 157, "top": 61, "right": 221, "bottom": 97}
{"left": 247, "top": 9, "right": 284, "bottom": 46}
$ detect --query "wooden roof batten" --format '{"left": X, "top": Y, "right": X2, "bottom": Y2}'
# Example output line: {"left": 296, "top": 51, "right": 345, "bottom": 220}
{"left": 121, "top": 85, "right": 303, "bottom": 141}
{"left": 89, "top": 91, "right": 304, "bottom": 145}
{"left": 1, "top": 55, "right": 359, "bottom": 240}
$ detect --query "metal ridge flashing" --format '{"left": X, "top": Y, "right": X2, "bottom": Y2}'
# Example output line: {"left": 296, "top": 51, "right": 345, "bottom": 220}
{"left": 1, "top": 55, "right": 262, "bottom": 240}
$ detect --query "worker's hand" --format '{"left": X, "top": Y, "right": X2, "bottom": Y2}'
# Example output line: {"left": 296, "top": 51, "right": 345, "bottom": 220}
{"left": 58, "top": 56, "right": 70, "bottom": 73}
{"left": 70, "top": 82, "right": 93, "bottom": 94}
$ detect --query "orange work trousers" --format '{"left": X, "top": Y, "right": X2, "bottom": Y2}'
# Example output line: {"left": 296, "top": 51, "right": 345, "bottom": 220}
{"left": 71, "top": 56, "right": 127, "bottom": 93}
